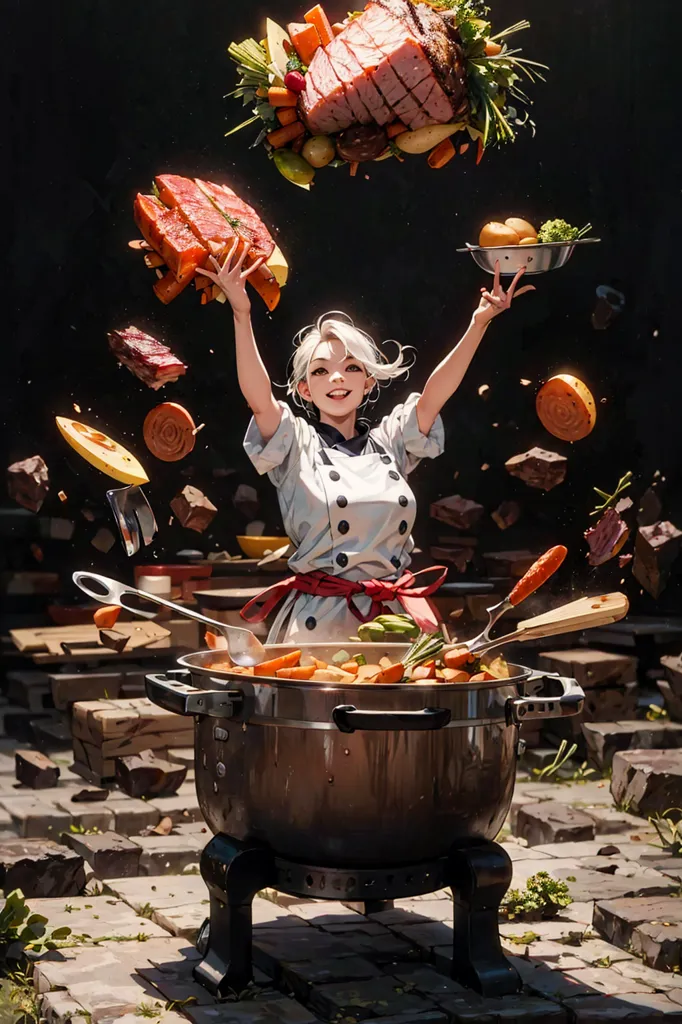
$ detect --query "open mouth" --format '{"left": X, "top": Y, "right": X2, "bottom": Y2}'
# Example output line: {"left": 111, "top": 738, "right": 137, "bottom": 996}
{"left": 327, "top": 389, "right": 351, "bottom": 400}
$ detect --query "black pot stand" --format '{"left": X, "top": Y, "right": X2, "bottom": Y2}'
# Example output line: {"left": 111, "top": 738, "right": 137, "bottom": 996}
{"left": 193, "top": 834, "right": 520, "bottom": 999}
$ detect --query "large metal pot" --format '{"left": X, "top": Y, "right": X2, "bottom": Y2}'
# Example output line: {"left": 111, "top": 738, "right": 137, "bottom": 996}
{"left": 146, "top": 644, "right": 584, "bottom": 867}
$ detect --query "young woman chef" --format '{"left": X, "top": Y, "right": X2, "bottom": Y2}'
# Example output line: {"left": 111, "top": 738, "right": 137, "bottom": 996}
{"left": 201, "top": 242, "right": 534, "bottom": 643}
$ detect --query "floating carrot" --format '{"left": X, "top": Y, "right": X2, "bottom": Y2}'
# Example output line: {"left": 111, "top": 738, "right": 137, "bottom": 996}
{"left": 349, "top": 161, "right": 359, "bottom": 177}
{"left": 94, "top": 605, "right": 121, "bottom": 630}
{"left": 277, "top": 107, "right": 299, "bottom": 126}
{"left": 205, "top": 630, "right": 228, "bottom": 651}
{"left": 476, "top": 138, "right": 485, "bottom": 165}
{"left": 428, "top": 137, "right": 456, "bottom": 169}
{"left": 268, "top": 86, "right": 299, "bottom": 108}
{"left": 509, "top": 546, "right": 568, "bottom": 606}
{"left": 153, "top": 269, "right": 192, "bottom": 304}
{"left": 253, "top": 649, "right": 302, "bottom": 677}
{"left": 266, "top": 121, "right": 306, "bottom": 149}
{"left": 304, "top": 4, "right": 333, "bottom": 46}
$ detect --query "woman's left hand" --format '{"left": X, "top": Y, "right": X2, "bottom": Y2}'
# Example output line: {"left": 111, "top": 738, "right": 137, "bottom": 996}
{"left": 473, "top": 262, "right": 536, "bottom": 325}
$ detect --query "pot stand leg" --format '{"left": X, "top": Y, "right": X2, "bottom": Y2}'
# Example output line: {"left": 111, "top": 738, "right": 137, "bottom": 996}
{"left": 448, "top": 840, "right": 520, "bottom": 997}
{"left": 193, "top": 834, "right": 275, "bottom": 997}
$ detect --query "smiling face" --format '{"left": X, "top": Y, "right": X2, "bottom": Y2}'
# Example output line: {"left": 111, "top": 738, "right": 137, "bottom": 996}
{"left": 297, "top": 336, "right": 374, "bottom": 424}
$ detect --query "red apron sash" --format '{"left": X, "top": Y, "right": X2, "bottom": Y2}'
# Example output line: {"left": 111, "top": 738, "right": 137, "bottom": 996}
{"left": 240, "top": 566, "right": 448, "bottom": 633}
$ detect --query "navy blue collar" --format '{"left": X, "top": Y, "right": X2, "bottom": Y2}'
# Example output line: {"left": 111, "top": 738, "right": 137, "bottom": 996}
{"left": 315, "top": 419, "right": 370, "bottom": 456}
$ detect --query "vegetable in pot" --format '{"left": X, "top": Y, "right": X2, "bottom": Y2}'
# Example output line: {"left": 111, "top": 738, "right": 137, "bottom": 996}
{"left": 537, "top": 219, "right": 592, "bottom": 243}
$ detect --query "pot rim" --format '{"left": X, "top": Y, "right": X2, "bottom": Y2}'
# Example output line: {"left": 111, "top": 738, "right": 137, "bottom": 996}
{"left": 177, "top": 647, "right": 533, "bottom": 692}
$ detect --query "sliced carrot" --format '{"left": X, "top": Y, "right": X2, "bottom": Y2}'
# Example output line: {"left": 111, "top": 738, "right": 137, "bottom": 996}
{"left": 304, "top": 4, "right": 334, "bottom": 46}
{"left": 94, "top": 605, "right": 121, "bottom": 630}
{"left": 476, "top": 138, "right": 485, "bottom": 165}
{"left": 386, "top": 121, "right": 407, "bottom": 139}
{"left": 349, "top": 161, "right": 359, "bottom": 177}
{"left": 441, "top": 668, "right": 470, "bottom": 683}
{"left": 372, "top": 662, "right": 405, "bottom": 684}
{"left": 276, "top": 666, "right": 316, "bottom": 679}
{"left": 428, "top": 138, "right": 456, "bottom": 169}
{"left": 313, "top": 656, "right": 328, "bottom": 669}
{"left": 411, "top": 664, "right": 436, "bottom": 681}
{"left": 246, "top": 264, "right": 281, "bottom": 312}
{"left": 287, "top": 22, "right": 321, "bottom": 65}
{"left": 144, "top": 251, "right": 166, "bottom": 268}
{"left": 469, "top": 671, "right": 495, "bottom": 682}
{"left": 340, "top": 661, "right": 359, "bottom": 675}
{"left": 277, "top": 107, "right": 299, "bottom": 126}
{"left": 205, "top": 631, "right": 228, "bottom": 651}
{"left": 268, "top": 86, "right": 299, "bottom": 108}
{"left": 267, "top": 121, "right": 306, "bottom": 149}
{"left": 253, "top": 649, "right": 302, "bottom": 677}
{"left": 256, "top": 86, "right": 269, "bottom": 98}
{"left": 444, "top": 646, "right": 472, "bottom": 669}
{"left": 485, "top": 40, "right": 503, "bottom": 56}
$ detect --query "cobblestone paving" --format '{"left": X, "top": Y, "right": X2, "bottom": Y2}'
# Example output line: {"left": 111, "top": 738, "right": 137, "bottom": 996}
{"left": 6, "top": 756, "right": 682, "bottom": 1020}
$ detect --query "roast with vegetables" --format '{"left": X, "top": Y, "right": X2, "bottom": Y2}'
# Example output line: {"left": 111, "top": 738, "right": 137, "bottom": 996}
{"left": 226, "top": 0, "right": 546, "bottom": 187}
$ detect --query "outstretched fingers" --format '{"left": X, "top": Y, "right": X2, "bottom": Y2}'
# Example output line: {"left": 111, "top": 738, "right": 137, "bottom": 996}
{"left": 506, "top": 266, "right": 528, "bottom": 302}
{"left": 241, "top": 255, "right": 266, "bottom": 281}
{"left": 514, "top": 284, "right": 536, "bottom": 297}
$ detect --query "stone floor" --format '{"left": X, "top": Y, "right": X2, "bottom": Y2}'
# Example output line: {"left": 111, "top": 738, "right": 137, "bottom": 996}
{"left": 5, "top": 742, "right": 682, "bottom": 1021}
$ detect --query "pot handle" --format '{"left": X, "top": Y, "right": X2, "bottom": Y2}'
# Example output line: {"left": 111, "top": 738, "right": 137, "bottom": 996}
{"left": 145, "top": 671, "right": 242, "bottom": 719}
{"left": 506, "top": 672, "right": 584, "bottom": 725}
{"left": 332, "top": 705, "right": 452, "bottom": 734}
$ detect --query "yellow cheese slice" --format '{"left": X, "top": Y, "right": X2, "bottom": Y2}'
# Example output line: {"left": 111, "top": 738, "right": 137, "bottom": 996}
{"left": 266, "top": 19, "right": 291, "bottom": 81}
{"left": 56, "top": 417, "right": 149, "bottom": 486}
{"left": 266, "top": 243, "right": 289, "bottom": 287}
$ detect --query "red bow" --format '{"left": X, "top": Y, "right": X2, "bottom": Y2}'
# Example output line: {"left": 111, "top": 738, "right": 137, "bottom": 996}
{"left": 240, "top": 565, "right": 448, "bottom": 633}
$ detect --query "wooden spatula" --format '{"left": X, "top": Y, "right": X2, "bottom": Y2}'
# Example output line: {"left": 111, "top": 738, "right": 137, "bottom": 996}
{"left": 444, "top": 592, "right": 629, "bottom": 659}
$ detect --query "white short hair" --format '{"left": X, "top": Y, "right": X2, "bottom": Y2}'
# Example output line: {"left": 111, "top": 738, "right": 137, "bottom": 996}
{"left": 286, "top": 311, "right": 414, "bottom": 410}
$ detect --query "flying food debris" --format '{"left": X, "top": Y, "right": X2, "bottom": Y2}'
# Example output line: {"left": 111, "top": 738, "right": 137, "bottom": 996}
{"left": 30, "top": 543, "right": 44, "bottom": 563}
{"left": 430, "top": 495, "right": 485, "bottom": 531}
{"left": 520, "top": 379, "right": 532, "bottom": 386}
{"left": 58, "top": 490, "right": 68, "bottom": 502}
{"left": 91, "top": 527, "right": 116, "bottom": 553}
{"left": 478, "top": 384, "right": 490, "bottom": 398}
{"left": 108, "top": 327, "right": 188, "bottom": 390}
{"left": 638, "top": 488, "right": 663, "bottom": 528}
{"left": 632, "top": 521, "right": 682, "bottom": 598}
{"left": 619, "top": 553, "right": 633, "bottom": 568}
{"left": 170, "top": 486, "right": 217, "bottom": 534}
{"left": 73, "top": 403, "right": 81, "bottom": 414}
{"left": 505, "top": 448, "right": 567, "bottom": 491}
{"left": 7, "top": 456, "right": 50, "bottom": 513}
{"left": 584, "top": 508, "right": 630, "bottom": 566}
{"left": 491, "top": 501, "right": 521, "bottom": 531}
{"left": 192, "top": 423, "right": 206, "bottom": 436}
{"left": 492, "top": 422, "right": 499, "bottom": 428}
{"left": 591, "top": 285, "right": 625, "bottom": 330}
{"left": 99, "top": 628, "right": 130, "bottom": 653}
{"left": 481, "top": 463, "right": 490, "bottom": 472}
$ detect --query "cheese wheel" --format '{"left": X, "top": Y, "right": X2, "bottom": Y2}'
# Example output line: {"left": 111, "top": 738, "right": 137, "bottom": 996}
{"left": 56, "top": 417, "right": 149, "bottom": 485}
{"left": 536, "top": 374, "right": 596, "bottom": 442}
{"left": 143, "top": 403, "right": 196, "bottom": 462}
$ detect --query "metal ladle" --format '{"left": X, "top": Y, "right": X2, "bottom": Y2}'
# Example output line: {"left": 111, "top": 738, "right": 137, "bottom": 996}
{"left": 72, "top": 571, "right": 267, "bottom": 667}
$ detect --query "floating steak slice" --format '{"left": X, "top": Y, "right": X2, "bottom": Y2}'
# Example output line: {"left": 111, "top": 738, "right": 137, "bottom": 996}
{"left": 357, "top": 8, "right": 446, "bottom": 127}
{"left": 196, "top": 180, "right": 275, "bottom": 262}
{"left": 107, "top": 327, "right": 188, "bottom": 391}
{"left": 156, "top": 174, "right": 239, "bottom": 257}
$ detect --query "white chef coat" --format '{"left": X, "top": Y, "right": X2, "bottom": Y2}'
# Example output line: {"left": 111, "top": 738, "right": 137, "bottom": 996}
{"left": 243, "top": 392, "right": 445, "bottom": 642}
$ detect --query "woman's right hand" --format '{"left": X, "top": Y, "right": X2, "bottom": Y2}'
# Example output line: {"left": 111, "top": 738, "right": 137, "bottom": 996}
{"left": 200, "top": 237, "right": 265, "bottom": 317}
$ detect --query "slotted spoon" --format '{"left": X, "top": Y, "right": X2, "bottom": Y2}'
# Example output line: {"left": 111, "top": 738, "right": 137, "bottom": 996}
{"left": 72, "top": 571, "right": 267, "bottom": 667}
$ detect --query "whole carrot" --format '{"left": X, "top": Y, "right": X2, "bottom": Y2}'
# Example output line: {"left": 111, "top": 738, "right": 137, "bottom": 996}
{"left": 509, "top": 545, "right": 568, "bottom": 606}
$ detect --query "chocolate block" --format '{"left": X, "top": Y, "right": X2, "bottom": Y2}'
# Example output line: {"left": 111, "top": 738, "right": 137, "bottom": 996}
{"left": 633, "top": 520, "right": 682, "bottom": 598}
{"left": 491, "top": 501, "right": 521, "bottom": 530}
{"left": 430, "top": 495, "right": 485, "bottom": 531}
{"left": 98, "top": 629, "right": 130, "bottom": 653}
{"left": 505, "top": 447, "right": 567, "bottom": 491}
{"left": 637, "top": 488, "right": 662, "bottom": 528}
{"left": 170, "top": 485, "right": 217, "bottom": 533}
{"left": 7, "top": 455, "right": 49, "bottom": 513}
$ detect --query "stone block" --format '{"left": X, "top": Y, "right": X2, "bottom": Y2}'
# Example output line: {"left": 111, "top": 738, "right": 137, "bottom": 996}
{"left": 611, "top": 749, "right": 682, "bottom": 818}
{"left": 538, "top": 650, "right": 637, "bottom": 689}
{"left": 583, "top": 721, "right": 682, "bottom": 769}
{"left": 0, "top": 794, "right": 71, "bottom": 838}
{"left": 515, "top": 801, "right": 596, "bottom": 846}
{"left": 58, "top": 801, "right": 114, "bottom": 833}
{"left": 135, "top": 833, "right": 204, "bottom": 874}
{"left": 15, "top": 749, "right": 60, "bottom": 789}
{"left": 146, "top": 793, "right": 203, "bottom": 824}
{"left": 554, "top": 867, "right": 676, "bottom": 902}
{"left": 282, "top": 954, "right": 381, "bottom": 1001}
{"left": 108, "top": 794, "right": 160, "bottom": 835}
{"left": 0, "top": 837, "right": 85, "bottom": 897}
{"left": 62, "top": 830, "right": 142, "bottom": 878}
{"left": 186, "top": 1000, "right": 319, "bottom": 1024}
{"left": 309, "top": 975, "right": 433, "bottom": 1021}
{"left": 564, "top": 992, "right": 682, "bottom": 1020}
{"left": 594, "top": 896, "right": 682, "bottom": 970}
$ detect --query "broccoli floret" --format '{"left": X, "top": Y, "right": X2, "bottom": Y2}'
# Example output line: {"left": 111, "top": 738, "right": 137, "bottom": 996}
{"left": 538, "top": 219, "right": 592, "bottom": 244}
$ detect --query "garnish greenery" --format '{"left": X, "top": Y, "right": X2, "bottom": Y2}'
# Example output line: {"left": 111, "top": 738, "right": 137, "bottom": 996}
{"left": 151, "top": 181, "right": 161, "bottom": 201}
{"left": 590, "top": 471, "right": 633, "bottom": 517}
{"left": 502, "top": 872, "right": 572, "bottom": 920}
{"left": 538, "top": 218, "right": 593, "bottom": 243}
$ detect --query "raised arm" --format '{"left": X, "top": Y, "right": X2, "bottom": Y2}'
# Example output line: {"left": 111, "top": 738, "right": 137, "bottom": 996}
{"left": 201, "top": 241, "right": 282, "bottom": 441}
{"left": 416, "top": 263, "right": 535, "bottom": 436}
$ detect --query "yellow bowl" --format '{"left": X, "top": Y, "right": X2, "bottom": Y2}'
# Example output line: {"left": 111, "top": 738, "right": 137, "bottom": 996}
{"left": 236, "top": 535, "right": 289, "bottom": 559}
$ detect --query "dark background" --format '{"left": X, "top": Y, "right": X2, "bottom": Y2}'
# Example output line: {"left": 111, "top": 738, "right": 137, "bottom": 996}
{"left": 4, "top": 0, "right": 680, "bottom": 612}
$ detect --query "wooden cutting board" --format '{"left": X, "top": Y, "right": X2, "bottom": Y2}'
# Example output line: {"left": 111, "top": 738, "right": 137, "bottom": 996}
{"left": 10, "top": 621, "right": 170, "bottom": 657}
